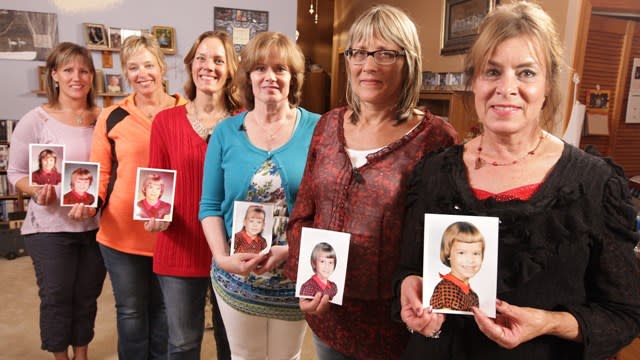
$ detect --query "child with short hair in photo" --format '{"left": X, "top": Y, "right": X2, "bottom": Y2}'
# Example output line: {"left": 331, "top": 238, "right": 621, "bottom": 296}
{"left": 429, "top": 221, "right": 485, "bottom": 312}
{"left": 300, "top": 242, "right": 338, "bottom": 300}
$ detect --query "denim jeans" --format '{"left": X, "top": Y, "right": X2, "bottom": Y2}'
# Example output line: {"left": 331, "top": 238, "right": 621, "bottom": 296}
{"left": 24, "top": 230, "right": 105, "bottom": 353}
{"left": 157, "top": 275, "right": 209, "bottom": 360}
{"left": 313, "top": 333, "right": 356, "bottom": 360}
{"left": 100, "top": 244, "right": 167, "bottom": 359}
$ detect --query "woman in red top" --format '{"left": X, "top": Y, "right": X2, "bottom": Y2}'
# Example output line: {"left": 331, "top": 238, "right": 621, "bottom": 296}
{"left": 147, "top": 30, "right": 240, "bottom": 359}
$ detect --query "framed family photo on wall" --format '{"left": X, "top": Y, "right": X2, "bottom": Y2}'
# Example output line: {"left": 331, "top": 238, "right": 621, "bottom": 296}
{"left": 83, "top": 23, "right": 108, "bottom": 50}
{"left": 441, "top": 0, "right": 496, "bottom": 55}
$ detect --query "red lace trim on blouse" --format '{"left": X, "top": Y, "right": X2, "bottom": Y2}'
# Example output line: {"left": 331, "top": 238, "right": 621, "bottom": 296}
{"left": 472, "top": 183, "right": 542, "bottom": 201}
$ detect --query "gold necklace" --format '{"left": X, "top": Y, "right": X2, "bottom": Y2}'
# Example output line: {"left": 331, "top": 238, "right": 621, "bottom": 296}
{"left": 475, "top": 131, "right": 546, "bottom": 170}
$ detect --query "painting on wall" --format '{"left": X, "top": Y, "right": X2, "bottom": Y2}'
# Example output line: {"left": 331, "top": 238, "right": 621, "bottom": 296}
{"left": 441, "top": 0, "right": 495, "bottom": 56}
{"left": 213, "top": 7, "right": 268, "bottom": 54}
{"left": 0, "top": 9, "right": 58, "bottom": 61}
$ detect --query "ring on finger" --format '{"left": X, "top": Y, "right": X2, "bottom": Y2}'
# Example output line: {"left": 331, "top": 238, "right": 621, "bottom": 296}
{"left": 427, "top": 329, "right": 442, "bottom": 339}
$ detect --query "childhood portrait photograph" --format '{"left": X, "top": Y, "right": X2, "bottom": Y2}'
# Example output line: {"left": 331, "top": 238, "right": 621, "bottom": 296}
{"left": 28, "top": 143, "right": 65, "bottom": 186}
{"left": 60, "top": 161, "right": 99, "bottom": 207}
{"left": 296, "top": 227, "right": 350, "bottom": 306}
{"left": 133, "top": 167, "right": 176, "bottom": 221}
{"left": 230, "top": 201, "right": 275, "bottom": 255}
{"left": 422, "top": 213, "right": 499, "bottom": 317}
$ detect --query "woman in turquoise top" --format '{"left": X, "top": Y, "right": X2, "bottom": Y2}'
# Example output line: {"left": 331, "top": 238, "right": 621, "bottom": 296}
{"left": 199, "top": 32, "right": 320, "bottom": 359}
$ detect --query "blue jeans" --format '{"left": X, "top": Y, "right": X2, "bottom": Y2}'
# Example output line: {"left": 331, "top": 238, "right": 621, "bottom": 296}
{"left": 313, "top": 333, "right": 355, "bottom": 360}
{"left": 24, "top": 230, "right": 106, "bottom": 353}
{"left": 157, "top": 275, "right": 209, "bottom": 360}
{"left": 100, "top": 244, "right": 167, "bottom": 359}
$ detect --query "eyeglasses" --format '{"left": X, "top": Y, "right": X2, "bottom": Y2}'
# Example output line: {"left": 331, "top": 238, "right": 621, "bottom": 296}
{"left": 344, "top": 48, "right": 406, "bottom": 65}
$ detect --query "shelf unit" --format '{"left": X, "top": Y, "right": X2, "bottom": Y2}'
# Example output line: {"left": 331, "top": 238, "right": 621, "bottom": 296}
{"left": 0, "top": 139, "right": 26, "bottom": 228}
{"left": 418, "top": 90, "right": 479, "bottom": 142}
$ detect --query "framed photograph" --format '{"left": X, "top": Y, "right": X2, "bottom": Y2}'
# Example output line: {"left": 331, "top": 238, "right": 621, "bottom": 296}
{"left": 133, "top": 168, "right": 177, "bottom": 222}
{"left": 151, "top": 26, "right": 176, "bottom": 55}
{"left": 586, "top": 89, "right": 611, "bottom": 113}
{"left": 296, "top": 227, "right": 350, "bottom": 306}
{"left": 214, "top": 7, "right": 269, "bottom": 54}
{"left": 422, "top": 213, "right": 499, "bottom": 317}
{"left": 108, "top": 27, "right": 122, "bottom": 49}
{"left": 104, "top": 74, "right": 123, "bottom": 94}
{"left": 28, "top": 144, "right": 65, "bottom": 186}
{"left": 38, "top": 66, "right": 47, "bottom": 92}
{"left": 120, "top": 28, "right": 143, "bottom": 43}
{"left": 231, "top": 201, "right": 275, "bottom": 255}
{"left": 60, "top": 161, "right": 99, "bottom": 207}
{"left": 441, "top": 0, "right": 496, "bottom": 56}
{"left": 83, "top": 23, "right": 108, "bottom": 50}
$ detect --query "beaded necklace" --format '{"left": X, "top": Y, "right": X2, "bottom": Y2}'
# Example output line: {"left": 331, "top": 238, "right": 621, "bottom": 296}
{"left": 474, "top": 131, "right": 546, "bottom": 170}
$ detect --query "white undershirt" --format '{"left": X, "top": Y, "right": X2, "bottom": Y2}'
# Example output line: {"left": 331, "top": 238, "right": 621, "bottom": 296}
{"left": 345, "top": 146, "right": 384, "bottom": 168}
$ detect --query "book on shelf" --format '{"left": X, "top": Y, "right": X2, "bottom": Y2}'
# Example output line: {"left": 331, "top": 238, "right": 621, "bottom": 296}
{"left": 0, "top": 119, "right": 16, "bottom": 143}
{"left": 0, "top": 144, "right": 8, "bottom": 170}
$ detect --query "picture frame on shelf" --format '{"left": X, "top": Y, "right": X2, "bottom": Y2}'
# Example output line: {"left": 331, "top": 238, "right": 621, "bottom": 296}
{"left": 441, "top": 0, "right": 496, "bottom": 56}
{"left": 586, "top": 89, "right": 611, "bottom": 113}
{"left": 38, "top": 66, "right": 47, "bottom": 92}
{"left": 108, "top": 27, "right": 122, "bottom": 49}
{"left": 151, "top": 26, "right": 176, "bottom": 55}
{"left": 104, "top": 74, "right": 123, "bottom": 94}
{"left": 83, "top": 23, "right": 108, "bottom": 50}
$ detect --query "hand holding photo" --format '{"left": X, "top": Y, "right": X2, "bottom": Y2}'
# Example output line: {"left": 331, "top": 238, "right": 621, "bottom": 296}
{"left": 61, "top": 161, "right": 100, "bottom": 207}
{"left": 231, "top": 201, "right": 275, "bottom": 255}
{"left": 296, "top": 227, "right": 350, "bottom": 306}
{"left": 133, "top": 168, "right": 176, "bottom": 222}
{"left": 422, "top": 213, "right": 498, "bottom": 317}
{"left": 29, "top": 144, "right": 65, "bottom": 186}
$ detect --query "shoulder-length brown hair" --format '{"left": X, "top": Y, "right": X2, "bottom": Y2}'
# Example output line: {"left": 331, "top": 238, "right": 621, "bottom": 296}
{"left": 44, "top": 42, "right": 96, "bottom": 108}
{"left": 464, "top": 1, "right": 564, "bottom": 130}
{"left": 183, "top": 30, "right": 241, "bottom": 113}
{"left": 234, "top": 32, "right": 305, "bottom": 111}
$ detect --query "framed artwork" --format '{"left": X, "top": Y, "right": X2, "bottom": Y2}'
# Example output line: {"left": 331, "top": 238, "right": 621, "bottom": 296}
{"left": 108, "top": 27, "right": 122, "bottom": 49}
{"left": 28, "top": 143, "right": 65, "bottom": 186}
{"left": 60, "top": 161, "right": 100, "bottom": 207}
{"left": 133, "top": 168, "right": 177, "bottom": 222}
{"left": 586, "top": 89, "right": 611, "bottom": 113}
{"left": 151, "top": 26, "right": 176, "bottom": 54}
{"left": 441, "top": 0, "right": 496, "bottom": 56}
{"left": 104, "top": 74, "right": 123, "bottom": 93}
{"left": 230, "top": 201, "right": 275, "bottom": 255}
{"left": 296, "top": 227, "right": 350, "bottom": 306}
{"left": 422, "top": 213, "right": 499, "bottom": 317}
{"left": 214, "top": 7, "right": 269, "bottom": 54}
{"left": 38, "top": 66, "right": 47, "bottom": 92}
{"left": 83, "top": 23, "right": 108, "bottom": 50}
{"left": 0, "top": 10, "right": 58, "bottom": 61}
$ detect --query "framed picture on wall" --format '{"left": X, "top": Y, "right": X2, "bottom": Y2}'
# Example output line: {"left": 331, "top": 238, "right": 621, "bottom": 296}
{"left": 108, "top": 27, "right": 122, "bottom": 49}
{"left": 104, "top": 74, "right": 123, "bottom": 94}
{"left": 214, "top": 7, "right": 269, "bottom": 54}
{"left": 441, "top": 0, "right": 496, "bottom": 55}
{"left": 151, "top": 26, "right": 176, "bottom": 54}
{"left": 83, "top": 23, "right": 108, "bottom": 50}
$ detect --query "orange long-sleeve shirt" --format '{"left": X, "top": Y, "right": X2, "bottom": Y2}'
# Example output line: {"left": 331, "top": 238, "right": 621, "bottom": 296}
{"left": 90, "top": 94, "right": 186, "bottom": 256}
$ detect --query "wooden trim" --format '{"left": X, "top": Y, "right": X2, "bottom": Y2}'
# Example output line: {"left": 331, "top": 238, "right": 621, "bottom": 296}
{"left": 609, "top": 20, "right": 636, "bottom": 155}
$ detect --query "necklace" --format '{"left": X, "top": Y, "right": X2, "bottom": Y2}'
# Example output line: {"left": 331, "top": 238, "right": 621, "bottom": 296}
{"left": 474, "top": 131, "right": 546, "bottom": 170}
{"left": 189, "top": 102, "right": 228, "bottom": 139}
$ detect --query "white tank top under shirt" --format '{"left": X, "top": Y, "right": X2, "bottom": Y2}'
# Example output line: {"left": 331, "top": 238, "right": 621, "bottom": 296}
{"left": 345, "top": 121, "right": 421, "bottom": 168}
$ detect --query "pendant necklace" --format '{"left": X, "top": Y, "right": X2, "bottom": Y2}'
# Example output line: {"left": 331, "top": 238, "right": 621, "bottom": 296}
{"left": 189, "top": 102, "right": 228, "bottom": 139}
{"left": 475, "top": 131, "right": 546, "bottom": 170}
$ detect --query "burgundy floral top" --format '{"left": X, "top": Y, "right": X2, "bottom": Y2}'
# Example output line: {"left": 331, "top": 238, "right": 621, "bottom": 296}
{"left": 285, "top": 107, "right": 457, "bottom": 359}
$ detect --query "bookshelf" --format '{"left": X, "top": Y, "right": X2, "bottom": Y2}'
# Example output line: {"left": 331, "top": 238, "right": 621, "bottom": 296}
{"left": 0, "top": 121, "right": 27, "bottom": 227}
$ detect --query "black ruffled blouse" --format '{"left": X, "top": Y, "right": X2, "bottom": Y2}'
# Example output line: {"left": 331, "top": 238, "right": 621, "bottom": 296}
{"left": 392, "top": 143, "right": 640, "bottom": 360}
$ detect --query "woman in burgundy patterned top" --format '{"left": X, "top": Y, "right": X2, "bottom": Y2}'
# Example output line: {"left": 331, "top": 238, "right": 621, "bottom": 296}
{"left": 284, "top": 5, "right": 457, "bottom": 360}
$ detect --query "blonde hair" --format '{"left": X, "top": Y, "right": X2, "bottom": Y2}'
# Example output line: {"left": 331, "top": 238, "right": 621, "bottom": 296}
{"left": 345, "top": 4, "right": 422, "bottom": 124}
{"left": 234, "top": 32, "right": 305, "bottom": 110}
{"left": 464, "top": 1, "right": 564, "bottom": 129}
{"left": 440, "top": 222, "right": 485, "bottom": 267}
{"left": 120, "top": 34, "right": 167, "bottom": 80}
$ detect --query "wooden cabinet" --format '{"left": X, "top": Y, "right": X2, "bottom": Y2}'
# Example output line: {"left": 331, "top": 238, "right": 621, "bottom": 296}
{"left": 301, "top": 71, "right": 330, "bottom": 114}
{"left": 418, "top": 90, "right": 478, "bottom": 141}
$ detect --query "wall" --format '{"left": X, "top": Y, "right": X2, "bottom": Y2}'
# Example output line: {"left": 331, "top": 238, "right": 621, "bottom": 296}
{"left": 0, "top": 0, "right": 297, "bottom": 120}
